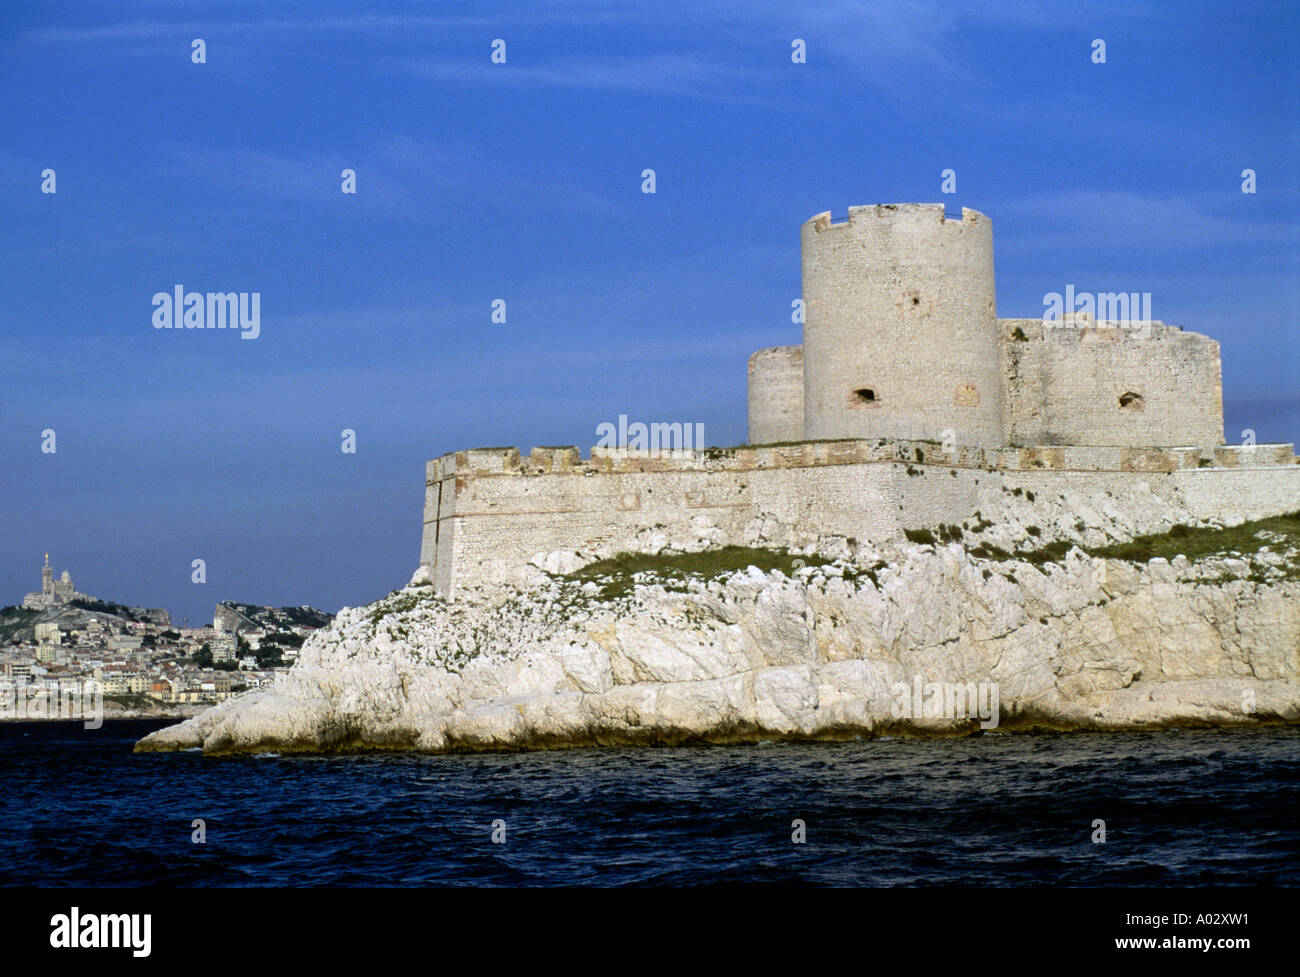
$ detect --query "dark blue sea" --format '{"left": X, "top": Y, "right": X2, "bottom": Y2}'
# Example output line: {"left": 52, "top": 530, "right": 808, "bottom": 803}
{"left": 0, "top": 720, "right": 1295, "bottom": 886}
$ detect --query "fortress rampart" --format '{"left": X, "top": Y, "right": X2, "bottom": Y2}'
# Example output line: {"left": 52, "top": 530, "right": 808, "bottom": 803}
{"left": 419, "top": 440, "right": 1299, "bottom": 596}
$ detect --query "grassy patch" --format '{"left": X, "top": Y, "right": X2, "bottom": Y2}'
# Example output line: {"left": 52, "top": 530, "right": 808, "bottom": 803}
{"left": 1017, "top": 540, "right": 1074, "bottom": 566}
{"left": 746, "top": 437, "right": 860, "bottom": 449}
{"left": 971, "top": 511, "right": 1300, "bottom": 570}
{"left": 563, "top": 546, "right": 831, "bottom": 599}
{"left": 366, "top": 590, "right": 426, "bottom": 627}
{"left": 842, "top": 560, "right": 889, "bottom": 588}
{"left": 1083, "top": 512, "right": 1299, "bottom": 565}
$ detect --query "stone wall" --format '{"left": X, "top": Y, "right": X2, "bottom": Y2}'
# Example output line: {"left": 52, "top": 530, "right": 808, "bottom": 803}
{"left": 419, "top": 440, "right": 1298, "bottom": 596}
{"left": 999, "top": 317, "right": 1224, "bottom": 447}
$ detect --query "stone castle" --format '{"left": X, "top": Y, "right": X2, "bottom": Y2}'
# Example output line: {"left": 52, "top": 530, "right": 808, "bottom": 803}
{"left": 749, "top": 204, "right": 1222, "bottom": 448}
{"left": 414, "top": 203, "right": 1298, "bottom": 597}
{"left": 22, "top": 553, "right": 92, "bottom": 610}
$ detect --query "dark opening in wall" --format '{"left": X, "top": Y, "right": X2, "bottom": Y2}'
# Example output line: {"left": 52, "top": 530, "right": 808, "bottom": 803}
{"left": 854, "top": 388, "right": 876, "bottom": 403}
{"left": 899, "top": 290, "right": 923, "bottom": 314}
{"left": 1118, "top": 391, "right": 1144, "bottom": 410}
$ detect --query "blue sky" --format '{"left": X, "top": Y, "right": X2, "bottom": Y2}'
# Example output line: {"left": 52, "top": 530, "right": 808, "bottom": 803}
{"left": 1, "top": 0, "right": 1296, "bottom": 625}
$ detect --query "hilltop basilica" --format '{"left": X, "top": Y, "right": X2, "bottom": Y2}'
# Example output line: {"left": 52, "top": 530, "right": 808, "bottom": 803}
{"left": 22, "top": 553, "right": 93, "bottom": 610}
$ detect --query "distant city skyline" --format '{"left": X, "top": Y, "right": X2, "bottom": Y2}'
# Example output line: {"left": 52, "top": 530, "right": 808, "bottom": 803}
{"left": 11, "top": 552, "right": 324, "bottom": 627}
{"left": 2, "top": 0, "right": 1296, "bottom": 624}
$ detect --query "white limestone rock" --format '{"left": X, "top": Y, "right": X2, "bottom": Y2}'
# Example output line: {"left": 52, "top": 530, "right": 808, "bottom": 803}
{"left": 136, "top": 512, "right": 1300, "bottom": 756}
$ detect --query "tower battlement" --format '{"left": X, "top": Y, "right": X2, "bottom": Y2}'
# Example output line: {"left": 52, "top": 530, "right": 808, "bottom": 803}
{"left": 805, "top": 202, "right": 986, "bottom": 234}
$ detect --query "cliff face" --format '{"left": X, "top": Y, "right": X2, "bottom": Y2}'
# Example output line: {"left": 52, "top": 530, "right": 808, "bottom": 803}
{"left": 135, "top": 513, "right": 1300, "bottom": 755}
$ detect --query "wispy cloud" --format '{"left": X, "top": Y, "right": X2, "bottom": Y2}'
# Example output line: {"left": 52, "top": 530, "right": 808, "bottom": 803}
{"left": 21, "top": 15, "right": 513, "bottom": 44}
{"left": 153, "top": 135, "right": 626, "bottom": 217}
{"left": 994, "top": 189, "right": 1295, "bottom": 252}
{"left": 15, "top": 0, "right": 1167, "bottom": 104}
{"left": 15, "top": 5, "right": 679, "bottom": 45}
{"left": 394, "top": 52, "right": 774, "bottom": 103}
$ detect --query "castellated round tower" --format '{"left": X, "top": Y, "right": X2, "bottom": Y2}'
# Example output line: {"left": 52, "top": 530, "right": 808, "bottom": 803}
{"left": 801, "top": 203, "right": 1004, "bottom": 446}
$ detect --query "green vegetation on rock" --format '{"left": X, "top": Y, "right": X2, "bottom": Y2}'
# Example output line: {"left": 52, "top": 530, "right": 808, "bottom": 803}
{"left": 1084, "top": 512, "right": 1299, "bottom": 565}
{"left": 979, "top": 511, "right": 1300, "bottom": 570}
{"left": 563, "top": 546, "right": 831, "bottom": 599}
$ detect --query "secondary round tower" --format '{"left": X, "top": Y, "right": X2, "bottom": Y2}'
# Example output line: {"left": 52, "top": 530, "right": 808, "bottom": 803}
{"left": 800, "top": 203, "right": 1004, "bottom": 446}
{"left": 747, "top": 345, "right": 804, "bottom": 444}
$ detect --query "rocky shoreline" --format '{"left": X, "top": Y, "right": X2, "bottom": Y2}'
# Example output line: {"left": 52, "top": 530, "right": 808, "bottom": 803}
{"left": 4, "top": 701, "right": 206, "bottom": 724}
{"left": 135, "top": 492, "right": 1299, "bottom": 756}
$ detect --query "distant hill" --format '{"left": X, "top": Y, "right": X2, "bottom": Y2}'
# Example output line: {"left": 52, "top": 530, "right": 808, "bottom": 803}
{"left": 0, "top": 599, "right": 169, "bottom": 643}
{"left": 68, "top": 598, "right": 170, "bottom": 626}
{"left": 1, "top": 597, "right": 332, "bottom": 645}
{"left": 212, "top": 602, "right": 333, "bottom": 633}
